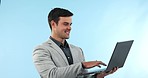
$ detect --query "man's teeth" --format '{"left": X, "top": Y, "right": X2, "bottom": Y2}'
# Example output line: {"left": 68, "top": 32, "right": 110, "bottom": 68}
{"left": 65, "top": 31, "right": 69, "bottom": 34}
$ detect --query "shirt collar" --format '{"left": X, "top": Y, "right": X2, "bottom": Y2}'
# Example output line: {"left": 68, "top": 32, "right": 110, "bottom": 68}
{"left": 50, "top": 36, "right": 68, "bottom": 47}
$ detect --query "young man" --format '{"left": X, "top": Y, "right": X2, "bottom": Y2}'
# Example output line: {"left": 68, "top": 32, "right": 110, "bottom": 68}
{"left": 33, "top": 8, "right": 117, "bottom": 78}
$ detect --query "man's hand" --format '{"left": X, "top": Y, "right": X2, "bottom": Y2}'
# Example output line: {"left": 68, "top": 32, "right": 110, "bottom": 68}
{"left": 96, "top": 67, "right": 118, "bottom": 78}
{"left": 82, "top": 61, "right": 107, "bottom": 69}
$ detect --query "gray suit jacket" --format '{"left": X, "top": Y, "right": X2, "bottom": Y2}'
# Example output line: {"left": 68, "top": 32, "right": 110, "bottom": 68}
{"left": 33, "top": 39, "right": 94, "bottom": 78}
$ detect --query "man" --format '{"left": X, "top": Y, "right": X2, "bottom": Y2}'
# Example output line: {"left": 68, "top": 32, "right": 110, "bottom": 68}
{"left": 33, "top": 8, "right": 117, "bottom": 78}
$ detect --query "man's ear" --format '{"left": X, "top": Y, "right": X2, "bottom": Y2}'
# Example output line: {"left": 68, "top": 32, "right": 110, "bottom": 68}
{"left": 51, "top": 20, "right": 56, "bottom": 29}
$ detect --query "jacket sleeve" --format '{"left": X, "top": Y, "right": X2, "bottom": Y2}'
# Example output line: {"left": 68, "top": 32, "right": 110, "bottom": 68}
{"left": 33, "top": 45, "right": 85, "bottom": 78}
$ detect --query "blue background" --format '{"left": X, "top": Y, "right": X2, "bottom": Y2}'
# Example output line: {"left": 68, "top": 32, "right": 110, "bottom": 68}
{"left": 0, "top": 0, "right": 148, "bottom": 78}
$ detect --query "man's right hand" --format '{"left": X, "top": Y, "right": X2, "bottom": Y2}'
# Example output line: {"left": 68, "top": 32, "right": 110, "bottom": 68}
{"left": 82, "top": 61, "right": 107, "bottom": 69}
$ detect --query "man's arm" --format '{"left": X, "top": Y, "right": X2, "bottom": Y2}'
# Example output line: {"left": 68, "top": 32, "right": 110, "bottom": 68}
{"left": 33, "top": 46, "right": 84, "bottom": 78}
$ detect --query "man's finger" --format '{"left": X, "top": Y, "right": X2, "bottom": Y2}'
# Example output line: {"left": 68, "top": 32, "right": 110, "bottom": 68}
{"left": 97, "top": 61, "right": 107, "bottom": 66}
{"left": 97, "top": 65, "right": 101, "bottom": 68}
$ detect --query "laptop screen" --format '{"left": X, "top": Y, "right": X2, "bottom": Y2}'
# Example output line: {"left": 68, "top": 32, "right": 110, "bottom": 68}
{"left": 105, "top": 40, "right": 134, "bottom": 72}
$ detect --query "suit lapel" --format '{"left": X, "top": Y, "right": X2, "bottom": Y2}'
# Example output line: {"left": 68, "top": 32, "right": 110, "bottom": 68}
{"left": 47, "top": 39, "right": 69, "bottom": 65}
{"left": 69, "top": 44, "right": 78, "bottom": 63}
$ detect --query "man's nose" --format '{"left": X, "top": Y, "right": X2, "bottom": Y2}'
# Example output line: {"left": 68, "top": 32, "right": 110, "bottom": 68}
{"left": 67, "top": 26, "right": 71, "bottom": 30}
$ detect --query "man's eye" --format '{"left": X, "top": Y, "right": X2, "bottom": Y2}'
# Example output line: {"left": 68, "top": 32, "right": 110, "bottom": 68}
{"left": 63, "top": 23, "right": 69, "bottom": 26}
{"left": 64, "top": 23, "right": 69, "bottom": 26}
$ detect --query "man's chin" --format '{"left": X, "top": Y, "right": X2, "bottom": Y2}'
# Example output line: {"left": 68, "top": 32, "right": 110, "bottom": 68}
{"left": 66, "top": 37, "right": 70, "bottom": 39}
{"left": 65, "top": 36, "right": 70, "bottom": 39}
{"left": 62, "top": 35, "right": 70, "bottom": 39}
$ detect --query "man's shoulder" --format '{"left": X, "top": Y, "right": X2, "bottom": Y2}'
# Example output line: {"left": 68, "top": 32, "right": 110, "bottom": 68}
{"left": 69, "top": 43, "right": 78, "bottom": 47}
{"left": 34, "top": 39, "right": 51, "bottom": 50}
{"left": 69, "top": 44, "right": 82, "bottom": 50}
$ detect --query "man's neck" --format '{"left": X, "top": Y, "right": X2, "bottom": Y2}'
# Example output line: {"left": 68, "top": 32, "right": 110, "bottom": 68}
{"left": 50, "top": 36, "right": 65, "bottom": 45}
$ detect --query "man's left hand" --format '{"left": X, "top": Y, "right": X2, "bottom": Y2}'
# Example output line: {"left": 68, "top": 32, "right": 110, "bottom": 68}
{"left": 96, "top": 67, "right": 118, "bottom": 78}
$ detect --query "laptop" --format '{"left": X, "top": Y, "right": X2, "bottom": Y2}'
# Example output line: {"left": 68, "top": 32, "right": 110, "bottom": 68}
{"left": 79, "top": 40, "right": 134, "bottom": 76}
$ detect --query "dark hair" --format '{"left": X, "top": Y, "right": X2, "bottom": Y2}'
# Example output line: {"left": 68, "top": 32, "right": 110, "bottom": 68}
{"left": 48, "top": 8, "right": 73, "bottom": 30}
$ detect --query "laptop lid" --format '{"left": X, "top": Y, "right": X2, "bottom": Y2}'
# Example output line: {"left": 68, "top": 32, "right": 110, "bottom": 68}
{"left": 105, "top": 40, "right": 134, "bottom": 72}
{"left": 78, "top": 40, "right": 134, "bottom": 76}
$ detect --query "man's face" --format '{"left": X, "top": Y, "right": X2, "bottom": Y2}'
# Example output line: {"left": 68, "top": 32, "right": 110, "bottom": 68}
{"left": 52, "top": 16, "right": 72, "bottom": 39}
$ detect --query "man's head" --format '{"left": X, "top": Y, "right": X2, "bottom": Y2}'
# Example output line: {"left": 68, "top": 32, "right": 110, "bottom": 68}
{"left": 48, "top": 8, "right": 73, "bottom": 40}
{"left": 48, "top": 8, "right": 73, "bottom": 30}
